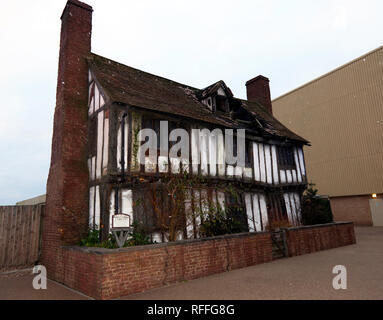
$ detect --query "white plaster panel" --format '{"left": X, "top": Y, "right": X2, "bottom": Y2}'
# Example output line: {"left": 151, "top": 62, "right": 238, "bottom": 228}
{"left": 243, "top": 167, "right": 253, "bottom": 179}
{"left": 170, "top": 157, "right": 181, "bottom": 174}
{"left": 298, "top": 148, "right": 306, "bottom": 176}
{"left": 121, "top": 189, "right": 133, "bottom": 223}
{"left": 253, "top": 142, "right": 260, "bottom": 181}
{"left": 271, "top": 145, "right": 279, "bottom": 184}
{"left": 245, "top": 193, "right": 254, "bottom": 232}
{"left": 100, "top": 94, "right": 105, "bottom": 108}
{"left": 151, "top": 232, "right": 162, "bottom": 243}
{"left": 191, "top": 129, "right": 200, "bottom": 174}
{"left": 158, "top": 156, "right": 168, "bottom": 173}
{"left": 292, "top": 169, "right": 297, "bottom": 183}
{"left": 88, "top": 158, "right": 92, "bottom": 180}
{"left": 284, "top": 193, "right": 293, "bottom": 225}
{"left": 109, "top": 190, "right": 115, "bottom": 232}
{"left": 95, "top": 84, "right": 100, "bottom": 111}
{"left": 235, "top": 166, "right": 243, "bottom": 178}
{"left": 217, "top": 133, "right": 225, "bottom": 176}
{"left": 280, "top": 170, "right": 287, "bottom": 184}
{"left": 226, "top": 165, "right": 234, "bottom": 177}
{"left": 124, "top": 119, "right": 128, "bottom": 171}
{"left": 96, "top": 111, "right": 104, "bottom": 179}
{"left": 91, "top": 156, "right": 96, "bottom": 180}
{"left": 181, "top": 158, "right": 190, "bottom": 174}
{"left": 286, "top": 170, "right": 293, "bottom": 183}
{"left": 259, "top": 143, "right": 266, "bottom": 183}
{"left": 200, "top": 130, "right": 209, "bottom": 176}
{"left": 265, "top": 144, "right": 272, "bottom": 184}
{"left": 259, "top": 194, "right": 268, "bottom": 230}
{"left": 102, "top": 118, "right": 109, "bottom": 174}
{"left": 209, "top": 134, "right": 217, "bottom": 177}
{"left": 95, "top": 186, "right": 100, "bottom": 229}
{"left": 294, "top": 147, "right": 303, "bottom": 182}
{"left": 117, "top": 124, "right": 122, "bottom": 171}
{"left": 294, "top": 193, "right": 301, "bottom": 224}
{"left": 289, "top": 193, "right": 298, "bottom": 225}
{"left": 89, "top": 187, "right": 95, "bottom": 228}
{"left": 252, "top": 194, "right": 262, "bottom": 232}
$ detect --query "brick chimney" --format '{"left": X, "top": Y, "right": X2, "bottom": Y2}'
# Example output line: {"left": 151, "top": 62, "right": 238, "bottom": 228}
{"left": 246, "top": 75, "right": 272, "bottom": 114}
{"left": 41, "top": 0, "right": 92, "bottom": 282}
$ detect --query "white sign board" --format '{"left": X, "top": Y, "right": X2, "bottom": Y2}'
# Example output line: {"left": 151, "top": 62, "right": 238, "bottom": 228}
{"left": 112, "top": 214, "right": 131, "bottom": 229}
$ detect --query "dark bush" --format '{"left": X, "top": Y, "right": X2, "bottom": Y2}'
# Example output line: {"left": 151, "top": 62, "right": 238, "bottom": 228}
{"left": 199, "top": 205, "right": 247, "bottom": 238}
{"left": 301, "top": 183, "right": 333, "bottom": 225}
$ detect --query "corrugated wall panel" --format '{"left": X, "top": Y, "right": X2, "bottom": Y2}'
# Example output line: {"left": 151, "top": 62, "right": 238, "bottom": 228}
{"left": 273, "top": 46, "right": 383, "bottom": 197}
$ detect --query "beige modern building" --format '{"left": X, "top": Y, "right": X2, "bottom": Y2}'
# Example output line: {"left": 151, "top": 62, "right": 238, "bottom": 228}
{"left": 16, "top": 194, "right": 46, "bottom": 206}
{"left": 273, "top": 46, "right": 383, "bottom": 226}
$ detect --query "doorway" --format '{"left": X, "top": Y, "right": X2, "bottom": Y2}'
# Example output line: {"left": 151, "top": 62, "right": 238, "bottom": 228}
{"left": 369, "top": 199, "right": 383, "bottom": 227}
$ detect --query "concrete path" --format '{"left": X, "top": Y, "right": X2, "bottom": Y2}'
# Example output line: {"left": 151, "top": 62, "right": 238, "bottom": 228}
{"left": 0, "top": 227, "right": 382, "bottom": 300}
{"left": 122, "top": 227, "right": 383, "bottom": 300}
{"left": 0, "top": 269, "right": 89, "bottom": 300}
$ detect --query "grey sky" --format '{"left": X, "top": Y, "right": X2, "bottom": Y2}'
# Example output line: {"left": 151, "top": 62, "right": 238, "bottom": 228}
{"left": 0, "top": 0, "right": 382, "bottom": 204}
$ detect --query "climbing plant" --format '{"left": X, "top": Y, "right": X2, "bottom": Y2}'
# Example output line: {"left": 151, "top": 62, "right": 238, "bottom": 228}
{"left": 142, "top": 170, "right": 248, "bottom": 242}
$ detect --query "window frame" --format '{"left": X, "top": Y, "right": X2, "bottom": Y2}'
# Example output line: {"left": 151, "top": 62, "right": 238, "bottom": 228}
{"left": 277, "top": 145, "right": 296, "bottom": 170}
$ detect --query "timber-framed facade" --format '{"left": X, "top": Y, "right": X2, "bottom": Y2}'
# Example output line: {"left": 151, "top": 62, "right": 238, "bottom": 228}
{"left": 87, "top": 54, "right": 309, "bottom": 242}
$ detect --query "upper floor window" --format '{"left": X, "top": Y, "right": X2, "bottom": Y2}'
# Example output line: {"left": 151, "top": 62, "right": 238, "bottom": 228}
{"left": 216, "top": 95, "right": 228, "bottom": 112}
{"left": 277, "top": 146, "right": 295, "bottom": 170}
{"left": 142, "top": 118, "right": 161, "bottom": 156}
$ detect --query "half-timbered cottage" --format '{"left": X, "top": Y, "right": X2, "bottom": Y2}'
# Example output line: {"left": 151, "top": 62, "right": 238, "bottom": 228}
{"left": 87, "top": 53, "right": 309, "bottom": 241}
{"left": 44, "top": 0, "right": 309, "bottom": 246}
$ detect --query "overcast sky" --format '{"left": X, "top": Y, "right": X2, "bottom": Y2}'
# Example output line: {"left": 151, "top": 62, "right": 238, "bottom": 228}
{"left": 0, "top": 0, "right": 382, "bottom": 205}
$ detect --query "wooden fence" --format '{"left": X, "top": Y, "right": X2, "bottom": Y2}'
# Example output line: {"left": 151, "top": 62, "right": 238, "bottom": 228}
{"left": 0, "top": 205, "right": 44, "bottom": 271}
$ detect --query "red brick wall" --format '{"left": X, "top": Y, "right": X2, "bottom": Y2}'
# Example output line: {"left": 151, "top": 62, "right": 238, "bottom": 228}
{"left": 285, "top": 222, "right": 356, "bottom": 257}
{"left": 61, "top": 232, "right": 273, "bottom": 300}
{"left": 330, "top": 195, "right": 373, "bottom": 226}
{"left": 41, "top": 1, "right": 92, "bottom": 283}
{"left": 57, "top": 223, "right": 355, "bottom": 300}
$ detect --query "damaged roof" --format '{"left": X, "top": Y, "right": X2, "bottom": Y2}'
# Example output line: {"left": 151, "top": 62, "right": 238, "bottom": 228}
{"left": 88, "top": 53, "right": 308, "bottom": 144}
{"left": 200, "top": 80, "right": 233, "bottom": 99}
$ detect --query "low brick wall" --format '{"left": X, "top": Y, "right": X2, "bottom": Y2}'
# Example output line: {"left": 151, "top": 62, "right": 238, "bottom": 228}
{"left": 56, "top": 222, "right": 355, "bottom": 299}
{"left": 285, "top": 222, "right": 356, "bottom": 257}
{"left": 61, "top": 232, "right": 272, "bottom": 300}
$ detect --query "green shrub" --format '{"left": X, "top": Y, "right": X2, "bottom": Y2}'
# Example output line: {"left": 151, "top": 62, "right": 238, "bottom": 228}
{"left": 301, "top": 183, "right": 333, "bottom": 225}
{"left": 125, "top": 222, "right": 153, "bottom": 246}
{"left": 79, "top": 228, "right": 101, "bottom": 247}
{"left": 79, "top": 222, "right": 153, "bottom": 248}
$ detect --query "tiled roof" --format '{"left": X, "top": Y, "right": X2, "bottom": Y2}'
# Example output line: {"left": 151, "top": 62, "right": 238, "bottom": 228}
{"left": 88, "top": 53, "right": 308, "bottom": 144}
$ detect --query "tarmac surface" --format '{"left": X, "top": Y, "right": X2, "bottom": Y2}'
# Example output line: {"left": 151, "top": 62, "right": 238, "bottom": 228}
{"left": 0, "top": 227, "right": 382, "bottom": 300}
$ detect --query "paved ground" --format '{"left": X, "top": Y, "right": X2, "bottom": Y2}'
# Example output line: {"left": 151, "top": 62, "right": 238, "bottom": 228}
{"left": 0, "top": 227, "right": 382, "bottom": 300}
{"left": 0, "top": 269, "right": 89, "bottom": 300}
